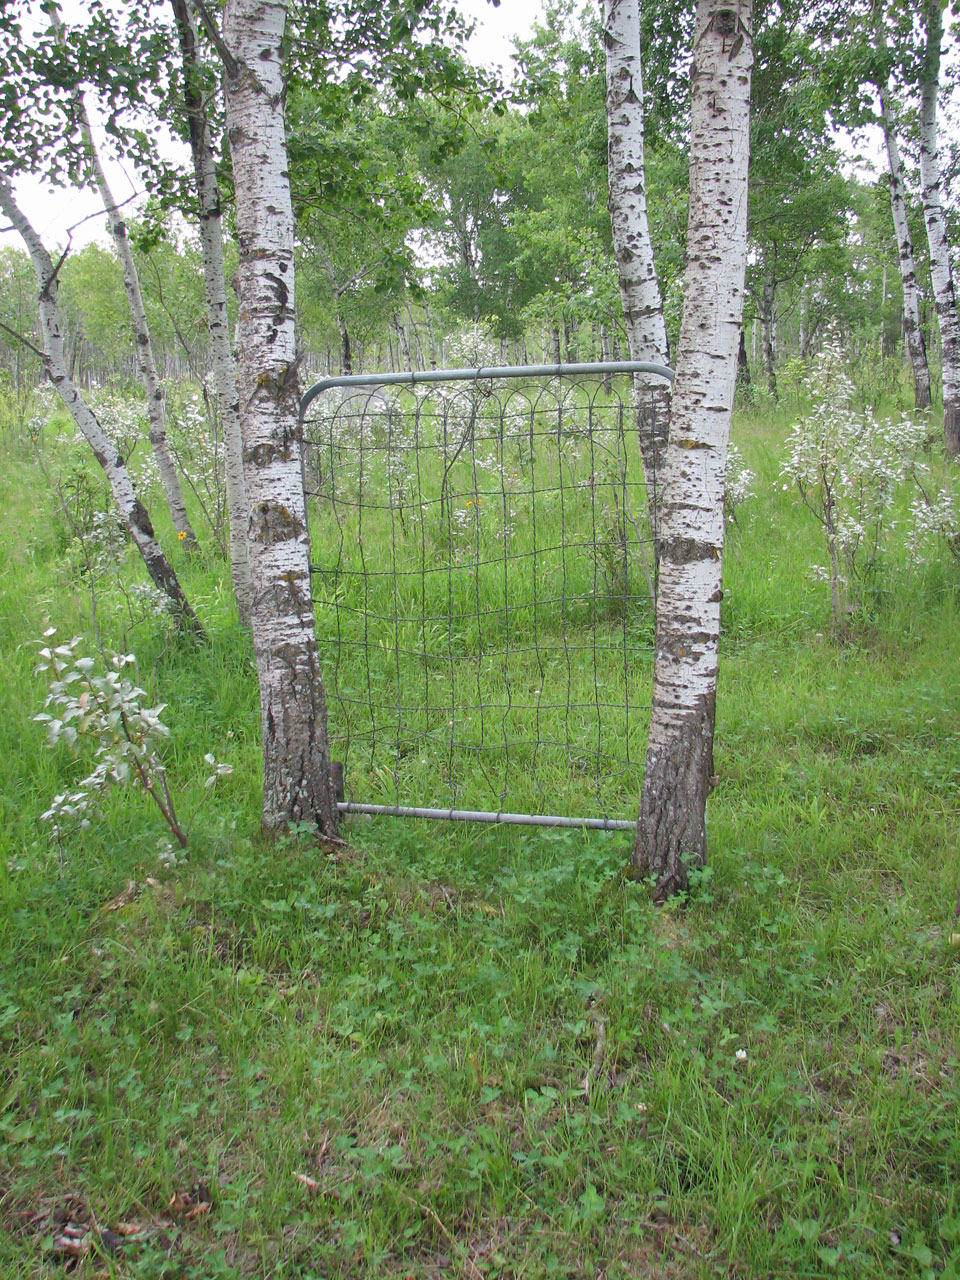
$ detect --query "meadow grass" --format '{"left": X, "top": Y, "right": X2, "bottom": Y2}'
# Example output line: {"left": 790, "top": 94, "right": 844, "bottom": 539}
{"left": 0, "top": 390, "right": 958, "bottom": 1278}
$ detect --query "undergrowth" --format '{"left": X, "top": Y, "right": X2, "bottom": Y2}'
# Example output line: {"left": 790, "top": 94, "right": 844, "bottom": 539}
{"left": 0, "top": 393, "right": 958, "bottom": 1278}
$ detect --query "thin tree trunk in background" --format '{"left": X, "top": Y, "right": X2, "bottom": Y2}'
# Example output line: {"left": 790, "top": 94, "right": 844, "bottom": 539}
{"left": 172, "top": 0, "right": 251, "bottom": 621}
{"left": 423, "top": 301, "right": 439, "bottom": 369}
{"left": 224, "top": 0, "right": 339, "bottom": 836}
{"left": 879, "top": 85, "right": 932, "bottom": 412}
{"left": 339, "top": 315, "right": 353, "bottom": 375}
{"left": 603, "top": 0, "right": 671, "bottom": 516}
{"left": 600, "top": 323, "right": 613, "bottom": 394}
{"left": 918, "top": 0, "right": 960, "bottom": 456}
{"left": 760, "top": 262, "right": 778, "bottom": 399}
{"left": 72, "top": 94, "right": 199, "bottom": 549}
{"left": 393, "top": 314, "right": 411, "bottom": 369}
{"left": 737, "top": 326, "right": 751, "bottom": 387}
{"left": 402, "top": 301, "right": 422, "bottom": 369}
{"left": 634, "top": 0, "right": 753, "bottom": 899}
{"left": 0, "top": 175, "right": 202, "bottom": 633}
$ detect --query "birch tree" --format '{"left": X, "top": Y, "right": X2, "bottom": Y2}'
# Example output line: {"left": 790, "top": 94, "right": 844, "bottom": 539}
{"left": 221, "top": 0, "right": 339, "bottom": 835}
{"left": 73, "top": 97, "right": 200, "bottom": 550}
{"left": 878, "top": 87, "right": 932, "bottom": 410}
{"left": 0, "top": 175, "right": 202, "bottom": 634}
{"left": 634, "top": 0, "right": 753, "bottom": 899}
{"left": 603, "top": 0, "right": 671, "bottom": 501}
{"left": 171, "top": 0, "right": 251, "bottom": 620}
{"left": 918, "top": 0, "right": 959, "bottom": 458}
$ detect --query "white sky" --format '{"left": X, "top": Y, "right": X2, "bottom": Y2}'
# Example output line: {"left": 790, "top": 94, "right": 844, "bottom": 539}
{"left": 6, "top": 0, "right": 547, "bottom": 253}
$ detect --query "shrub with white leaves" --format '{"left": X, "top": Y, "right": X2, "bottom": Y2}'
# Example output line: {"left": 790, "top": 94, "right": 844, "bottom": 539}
{"left": 35, "top": 628, "right": 231, "bottom": 855}
{"left": 724, "top": 442, "right": 755, "bottom": 527}
{"left": 781, "top": 339, "right": 914, "bottom": 635}
{"left": 903, "top": 452, "right": 960, "bottom": 567}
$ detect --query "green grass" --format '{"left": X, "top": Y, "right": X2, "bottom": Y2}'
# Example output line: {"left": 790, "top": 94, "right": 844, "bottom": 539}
{"left": 0, "top": 392, "right": 959, "bottom": 1278}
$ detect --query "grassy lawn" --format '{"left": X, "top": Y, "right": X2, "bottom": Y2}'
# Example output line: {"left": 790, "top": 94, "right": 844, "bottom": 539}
{"left": 0, "top": 390, "right": 958, "bottom": 1278}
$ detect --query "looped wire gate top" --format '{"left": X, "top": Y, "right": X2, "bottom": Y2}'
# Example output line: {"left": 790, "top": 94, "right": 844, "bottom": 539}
{"left": 300, "top": 361, "right": 674, "bottom": 830}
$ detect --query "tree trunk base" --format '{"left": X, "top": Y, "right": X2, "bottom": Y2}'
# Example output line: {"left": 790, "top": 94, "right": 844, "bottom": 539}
{"left": 634, "top": 695, "right": 714, "bottom": 902}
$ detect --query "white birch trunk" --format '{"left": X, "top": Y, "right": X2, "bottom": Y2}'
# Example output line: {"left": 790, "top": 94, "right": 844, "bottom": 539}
{"left": 879, "top": 86, "right": 932, "bottom": 412}
{"left": 603, "top": 0, "right": 671, "bottom": 509}
{"left": 72, "top": 96, "right": 200, "bottom": 547}
{"left": 223, "top": 0, "right": 339, "bottom": 836}
{"left": 171, "top": 0, "right": 251, "bottom": 621}
{"left": 0, "top": 175, "right": 202, "bottom": 633}
{"left": 634, "top": 0, "right": 753, "bottom": 898}
{"left": 918, "top": 1, "right": 960, "bottom": 456}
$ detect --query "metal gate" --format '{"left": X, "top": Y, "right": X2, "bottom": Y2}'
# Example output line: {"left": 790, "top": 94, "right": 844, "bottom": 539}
{"left": 300, "top": 360, "right": 673, "bottom": 830}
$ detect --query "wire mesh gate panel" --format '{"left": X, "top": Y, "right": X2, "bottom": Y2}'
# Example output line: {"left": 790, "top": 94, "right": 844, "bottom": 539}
{"left": 300, "top": 361, "right": 673, "bottom": 829}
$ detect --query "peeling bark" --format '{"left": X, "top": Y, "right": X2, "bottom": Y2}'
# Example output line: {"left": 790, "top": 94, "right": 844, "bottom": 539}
{"left": 634, "top": 0, "right": 753, "bottom": 899}
{"left": 879, "top": 86, "right": 931, "bottom": 412}
{"left": 918, "top": 0, "right": 960, "bottom": 457}
{"left": 171, "top": 0, "right": 251, "bottom": 621}
{"left": 0, "top": 175, "right": 202, "bottom": 634}
{"left": 223, "top": 0, "right": 338, "bottom": 836}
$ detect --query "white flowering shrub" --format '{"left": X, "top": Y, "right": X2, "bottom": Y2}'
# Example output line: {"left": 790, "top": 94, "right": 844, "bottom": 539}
{"left": 34, "top": 628, "right": 231, "bottom": 855}
{"left": 904, "top": 457, "right": 960, "bottom": 568}
{"left": 87, "top": 389, "right": 150, "bottom": 466}
{"left": 443, "top": 326, "right": 501, "bottom": 373}
{"left": 781, "top": 339, "right": 912, "bottom": 635}
{"left": 166, "top": 387, "right": 226, "bottom": 552}
{"left": 25, "top": 386, "right": 58, "bottom": 444}
{"left": 724, "top": 442, "right": 755, "bottom": 528}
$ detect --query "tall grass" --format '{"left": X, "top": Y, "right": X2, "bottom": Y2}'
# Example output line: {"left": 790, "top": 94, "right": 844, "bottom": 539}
{"left": 0, "top": 387, "right": 957, "bottom": 1278}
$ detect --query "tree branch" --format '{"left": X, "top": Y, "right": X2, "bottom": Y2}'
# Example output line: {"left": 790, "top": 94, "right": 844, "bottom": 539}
{"left": 0, "top": 320, "right": 45, "bottom": 359}
{"left": 188, "top": 0, "right": 239, "bottom": 78}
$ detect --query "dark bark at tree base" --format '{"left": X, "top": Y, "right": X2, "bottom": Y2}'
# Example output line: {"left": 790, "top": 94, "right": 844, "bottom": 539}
{"left": 258, "top": 635, "right": 340, "bottom": 839}
{"left": 634, "top": 692, "right": 715, "bottom": 902}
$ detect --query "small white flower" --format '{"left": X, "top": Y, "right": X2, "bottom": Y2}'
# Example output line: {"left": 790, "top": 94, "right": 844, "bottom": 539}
{"left": 735, "top": 1048, "right": 748, "bottom": 1062}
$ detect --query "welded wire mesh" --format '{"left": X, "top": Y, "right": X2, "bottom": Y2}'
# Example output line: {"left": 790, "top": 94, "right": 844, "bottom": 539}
{"left": 303, "top": 366, "right": 669, "bottom": 825}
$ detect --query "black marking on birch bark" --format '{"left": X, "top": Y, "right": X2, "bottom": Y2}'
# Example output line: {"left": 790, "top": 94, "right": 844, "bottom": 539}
{"left": 244, "top": 441, "right": 294, "bottom": 466}
{"left": 659, "top": 631, "right": 719, "bottom": 658}
{"left": 270, "top": 573, "right": 312, "bottom": 614}
{"left": 265, "top": 272, "right": 289, "bottom": 308}
{"left": 128, "top": 499, "right": 157, "bottom": 540}
{"left": 250, "top": 502, "right": 304, "bottom": 544}
{"left": 661, "top": 536, "right": 721, "bottom": 564}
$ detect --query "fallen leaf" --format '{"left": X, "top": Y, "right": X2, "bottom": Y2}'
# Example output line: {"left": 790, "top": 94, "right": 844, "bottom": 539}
{"left": 51, "top": 1231, "right": 91, "bottom": 1257}
{"left": 103, "top": 881, "right": 138, "bottom": 912}
{"left": 168, "top": 1182, "right": 211, "bottom": 1218}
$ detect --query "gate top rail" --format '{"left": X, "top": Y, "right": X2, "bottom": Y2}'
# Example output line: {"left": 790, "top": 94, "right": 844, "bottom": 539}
{"left": 299, "top": 359, "right": 675, "bottom": 422}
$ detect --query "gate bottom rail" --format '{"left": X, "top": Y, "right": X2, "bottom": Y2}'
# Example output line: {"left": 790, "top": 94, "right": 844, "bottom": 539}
{"left": 337, "top": 801, "right": 635, "bottom": 831}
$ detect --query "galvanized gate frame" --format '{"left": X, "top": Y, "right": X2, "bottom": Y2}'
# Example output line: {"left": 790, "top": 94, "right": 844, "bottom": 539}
{"left": 299, "top": 359, "right": 675, "bottom": 831}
